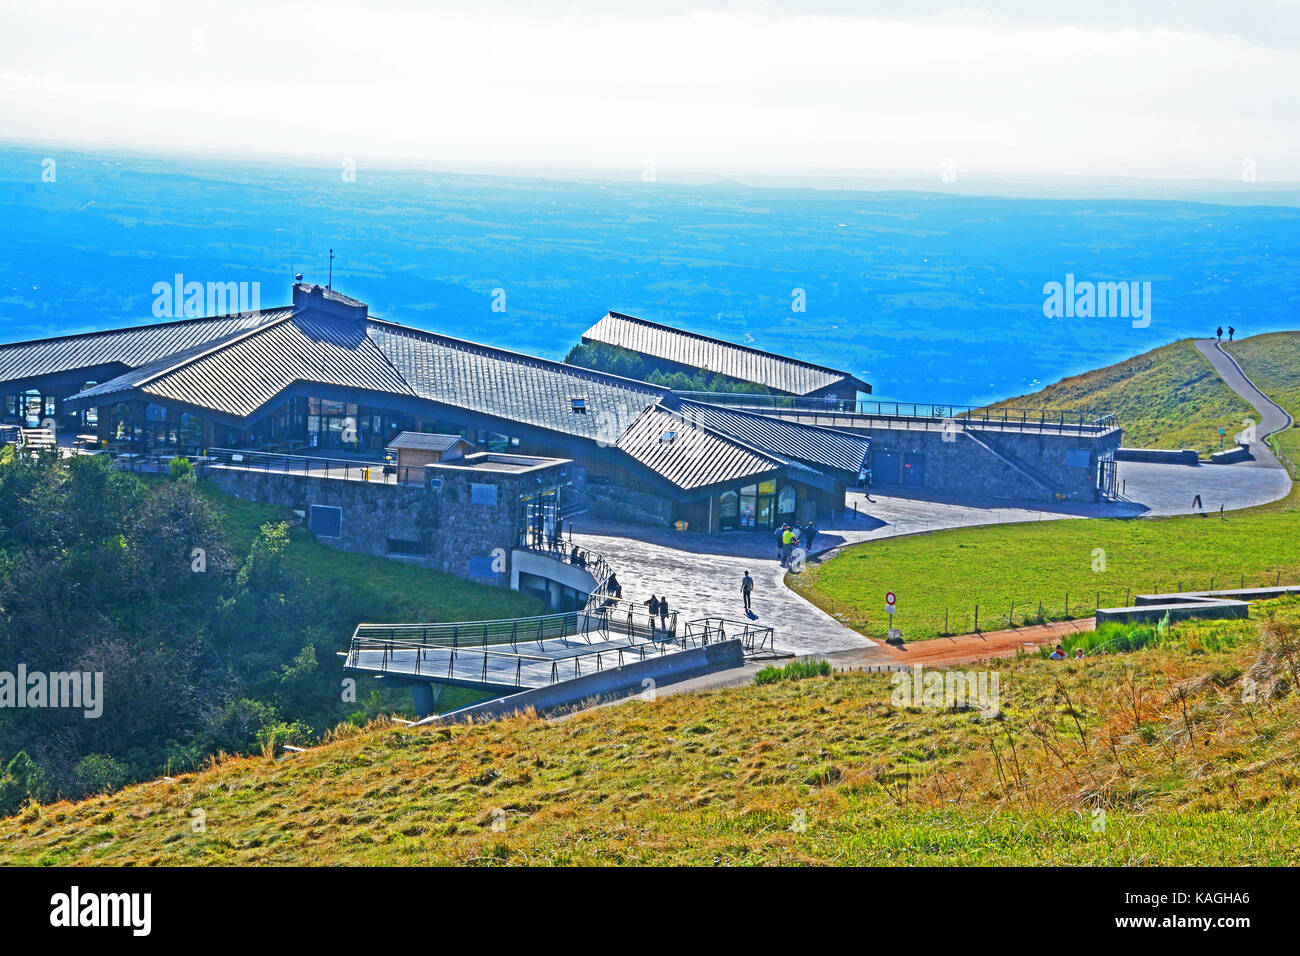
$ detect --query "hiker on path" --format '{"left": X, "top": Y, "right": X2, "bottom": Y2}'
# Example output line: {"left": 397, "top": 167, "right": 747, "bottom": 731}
{"left": 741, "top": 571, "right": 754, "bottom": 611}
{"left": 1228, "top": 326, "right": 1235, "bottom": 341}
{"left": 645, "top": 594, "right": 660, "bottom": 628}
{"left": 1216, "top": 326, "right": 1223, "bottom": 341}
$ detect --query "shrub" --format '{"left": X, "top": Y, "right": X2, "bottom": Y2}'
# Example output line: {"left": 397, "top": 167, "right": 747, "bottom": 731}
{"left": 169, "top": 456, "right": 195, "bottom": 482}
{"left": 754, "top": 659, "right": 834, "bottom": 685}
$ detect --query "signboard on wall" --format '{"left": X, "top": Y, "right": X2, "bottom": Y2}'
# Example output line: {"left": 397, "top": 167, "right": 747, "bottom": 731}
{"left": 470, "top": 483, "right": 498, "bottom": 506}
{"left": 309, "top": 505, "right": 343, "bottom": 538}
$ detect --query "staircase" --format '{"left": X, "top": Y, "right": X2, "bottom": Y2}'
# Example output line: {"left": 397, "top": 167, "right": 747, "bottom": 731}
{"left": 961, "top": 428, "right": 1065, "bottom": 499}
{"left": 18, "top": 427, "right": 57, "bottom": 452}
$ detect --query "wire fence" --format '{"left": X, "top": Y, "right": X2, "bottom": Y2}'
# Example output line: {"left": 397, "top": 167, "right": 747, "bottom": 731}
{"left": 823, "top": 570, "right": 1300, "bottom": 640}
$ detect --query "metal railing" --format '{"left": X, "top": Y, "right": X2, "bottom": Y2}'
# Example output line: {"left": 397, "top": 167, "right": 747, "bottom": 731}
{"left": 515, "top": 531, "right": 621, "bottom": 605}
{"left": 682, "top": 617, "right": 778, "bottom": 656}
{"left": 672, "top": 392, "right": 1117, "bottom": 433}
{"left": 207, "top": 447, "right": 427, "bottom": 484}
{"left": 345, "top": 633, "right": 693, "bottom": 688}
{"left": 349, "top": 599, "right": 675, "bottom": 654}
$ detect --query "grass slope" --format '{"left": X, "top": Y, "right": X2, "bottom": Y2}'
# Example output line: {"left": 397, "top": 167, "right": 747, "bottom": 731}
{"left": 4, "top": 602, "right": 1299, "bottom": 865}
{"left": 988, "top": 338, "right": 1252, "bottom": 451}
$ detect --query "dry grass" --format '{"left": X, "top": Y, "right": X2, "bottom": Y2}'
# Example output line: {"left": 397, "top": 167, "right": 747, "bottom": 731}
{"left": 4, "top": 600, "right": 1299, "bottom": 866}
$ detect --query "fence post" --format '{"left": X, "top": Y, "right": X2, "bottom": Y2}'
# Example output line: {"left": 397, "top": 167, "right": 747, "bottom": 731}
{"left": 974, "top": 604, "right": 979, "bottom": 632}
{"left": 1065, "top": 592, "right": 1069, "bottom": 616}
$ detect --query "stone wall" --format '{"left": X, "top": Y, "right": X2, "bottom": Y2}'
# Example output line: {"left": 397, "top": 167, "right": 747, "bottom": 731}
{"left": 860, "top": 425, "right": 1122, "bottom": 502}
{"left": 205, "top": 466, "right": 523, "bottom": 581}
{"left": 584, "top": 480, "right": 677, "bottom": 526}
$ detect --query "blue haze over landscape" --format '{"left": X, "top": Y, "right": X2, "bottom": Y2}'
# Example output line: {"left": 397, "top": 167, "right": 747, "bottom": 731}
{"left": 2, "top": 141, "right": 1297, "bottom": 407}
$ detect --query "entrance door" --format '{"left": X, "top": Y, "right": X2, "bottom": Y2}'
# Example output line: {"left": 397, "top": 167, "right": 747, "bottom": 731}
{"left": 902, "top": 453, "right": 926, "bottom": 487}
{"left": 871, "top": 450, "right": 902, "bottom": 485}
{"left": 719, "top": 491, "right": 740, "bottom": 531}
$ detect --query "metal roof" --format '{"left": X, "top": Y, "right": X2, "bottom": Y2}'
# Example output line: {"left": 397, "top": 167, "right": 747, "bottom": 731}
{"left": 676, "top": 399, "right": 869, "bottom": 475}
{"left": 77, "top": 310, "right": 415, "bottom": 416}
{"left": 616, "top": 404, "right": 783, "bottom": 493}
{"left": 0, "top": 309, "right": 291, "bottom": 384}
{"left": 385, "top": 431, "right": 472, "bottom": 452}
{"left": 25, "top": 295, "right": 857, "bottom": 499}
{"left": 368, "top": 320, "right": 668, "bottom": 444}
{"left": 581, "top": 311, "right": 870, "bottom": 397}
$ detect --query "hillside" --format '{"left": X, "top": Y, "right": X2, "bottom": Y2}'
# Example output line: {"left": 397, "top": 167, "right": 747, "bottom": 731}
{"left": 987, "top": 338, "right": 1252, "bottom": 451}
{"left": 3, "top": 604, "right": 1298, "bottom": 865}
{"left": 0, "top": 453, "right": 543, "bottom": 811}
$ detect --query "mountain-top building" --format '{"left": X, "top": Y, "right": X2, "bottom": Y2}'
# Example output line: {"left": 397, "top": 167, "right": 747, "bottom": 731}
{"left": 0, "top": 283, "right": 868, "bottom": 532}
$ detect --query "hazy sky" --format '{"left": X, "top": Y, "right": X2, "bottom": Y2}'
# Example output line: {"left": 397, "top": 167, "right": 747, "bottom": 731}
{"left": 3, "top": 0, "right": 1299, "bottom": 181}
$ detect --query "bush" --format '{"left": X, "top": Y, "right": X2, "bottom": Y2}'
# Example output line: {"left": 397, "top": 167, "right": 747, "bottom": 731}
{"left": 169, "top": 456, "right": 195, "bottom": 482}
{"left": 74, "top": 754, "right": 133, "bottom": 796}
{"left": 754, "top": 659, "right": 834, "bottom": 685}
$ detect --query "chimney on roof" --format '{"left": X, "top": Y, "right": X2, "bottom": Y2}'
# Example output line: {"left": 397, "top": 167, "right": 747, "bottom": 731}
{"left": 292, "top": 282, "right": 368, "bottom": 320}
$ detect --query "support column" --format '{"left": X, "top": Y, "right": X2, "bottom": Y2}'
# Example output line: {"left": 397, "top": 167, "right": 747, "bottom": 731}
{"left": 410, "top": 682, "right": 442, "bottom": 719}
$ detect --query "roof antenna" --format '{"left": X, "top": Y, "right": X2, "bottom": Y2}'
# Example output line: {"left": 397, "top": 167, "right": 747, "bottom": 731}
{"left": 328, "top": 249, "right": 335, "bottom": 291}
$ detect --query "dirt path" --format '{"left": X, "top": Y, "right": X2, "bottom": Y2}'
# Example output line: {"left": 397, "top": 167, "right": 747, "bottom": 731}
{"left": 819, "top": 617, "right": 1097, "bottom": 669}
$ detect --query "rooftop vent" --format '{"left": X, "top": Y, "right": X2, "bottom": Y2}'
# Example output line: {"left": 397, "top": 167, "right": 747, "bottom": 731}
{"left": 292, "top": 282, "right": 368, "bottom": 320}
{"left": 659, "top": 430, "right": 677, "bottom": 444}
{"left": 571, "top": 397, "right": 587, "bottom": 413}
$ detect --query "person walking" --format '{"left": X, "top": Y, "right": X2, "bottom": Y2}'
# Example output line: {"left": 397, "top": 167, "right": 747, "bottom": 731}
{"left": 774, "top": 523, "right": 787, "bottom": 559}
{"left": 1216, "top": 325, "right": 1223, "bottom": 342}
{"left": 803, "top": 520, "right": 818, "bottom": 554}
{"left": 644, "top": 594, "right": 660, "bottom": 629}
{"left": 741, "top": 570, "right": 754, "bottom": 611}
{"left": 780, "top": 525, "right": 795, "bottom": 567}
{"left": 1228, "top": 326, "right": 1235, "bottom": 341}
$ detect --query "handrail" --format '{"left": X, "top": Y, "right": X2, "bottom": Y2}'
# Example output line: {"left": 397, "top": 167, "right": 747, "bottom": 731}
{"left": 671, "top": 392, "right": 1117, "bottom": 432}
{"left": 208, "top": 447, "right": 428, "bottom": 484}
{"left": 344, "top": 628, "right": 686, "bottom": 687}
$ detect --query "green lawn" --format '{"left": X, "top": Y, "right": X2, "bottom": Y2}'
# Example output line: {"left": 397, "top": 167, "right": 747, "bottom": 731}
{"left": 796, "top": 331, "right": 1300, "bottom": 641}
{"left": 5, "top": 602, "right": 1298, "bottom": 865}
{"left": 987, "top": 338, "right": 1253, "bottom": 452}
{"left": 791, "top": 512, "right": 1300, "bottom": 640}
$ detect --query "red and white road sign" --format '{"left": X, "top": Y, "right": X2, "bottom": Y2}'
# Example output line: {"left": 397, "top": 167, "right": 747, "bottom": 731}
{"left": 885, "top": 591, "right": 896, "bottom": 606}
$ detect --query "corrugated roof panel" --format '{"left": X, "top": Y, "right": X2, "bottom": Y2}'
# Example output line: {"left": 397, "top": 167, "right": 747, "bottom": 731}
{"left": 370, "top": 322, "right": 667, "bottom": 443}
{"left": 677, "top": 400, "right": 869, "bottom": 474}
{"left": 616, "top": 405, "right": 781, "bottom": 491}
{"left": 134, "top": 313, "right": 415, "bottom": 416}
{"left": 0, "top": 309, "right": 292, "bottom": 384}
{"left": 581, "top": 311, "right": 867, "bottom": 396}
{"left": 386, "top": 432, "right": 470, "bottom": 451}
